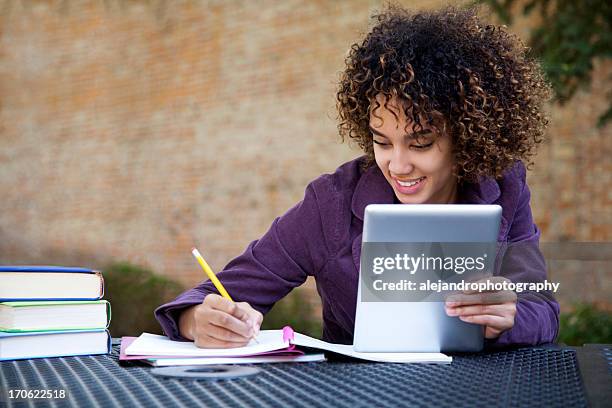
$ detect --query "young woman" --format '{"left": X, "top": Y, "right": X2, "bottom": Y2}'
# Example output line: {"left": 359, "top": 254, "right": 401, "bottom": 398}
{"left": 155, "top": 6, "right": 559, "bottom": 348}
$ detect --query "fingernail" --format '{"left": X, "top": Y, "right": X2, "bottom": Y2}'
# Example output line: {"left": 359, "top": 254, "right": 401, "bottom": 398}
{"left": 446, "top": 308, "right": 457, "bottom": 316}
{"left": 446, "top": 301, "right": 458, "bottom": 307}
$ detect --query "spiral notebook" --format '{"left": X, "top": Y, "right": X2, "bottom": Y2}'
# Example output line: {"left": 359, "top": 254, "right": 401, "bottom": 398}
{"left": 124, "top": 327, "right": 451, "bottom": 364}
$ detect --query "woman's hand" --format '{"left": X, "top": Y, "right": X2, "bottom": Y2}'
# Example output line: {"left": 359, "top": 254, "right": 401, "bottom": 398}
{"left": 444, "top": 276, "right": 517, "bottom": 339}
{"left": 179, "top": 294, "right": 264, "bottom": 348}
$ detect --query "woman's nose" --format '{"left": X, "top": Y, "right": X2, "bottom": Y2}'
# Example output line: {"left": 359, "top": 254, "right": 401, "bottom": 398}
{"left": 389, "top": 148, "right": 415, "bottom": 175}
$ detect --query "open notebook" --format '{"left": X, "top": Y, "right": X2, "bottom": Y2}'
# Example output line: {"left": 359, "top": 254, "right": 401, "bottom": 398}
{"left": 124, "top": 327, "right": 451, "bottom": 364}
{"left": 120, "top": 336, "right": 326, "bottom": 366}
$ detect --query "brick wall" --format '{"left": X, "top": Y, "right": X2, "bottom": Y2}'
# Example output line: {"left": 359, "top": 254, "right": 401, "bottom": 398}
{"left": 0, "top": 1, "right": 610, "bottom": 310}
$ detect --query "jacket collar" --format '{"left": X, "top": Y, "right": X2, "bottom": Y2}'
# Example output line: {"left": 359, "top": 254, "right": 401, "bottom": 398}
{"left": 351, "top": 164, "right": 502, "bottom": 221}
{"left": 458, "top": 176, "right": 501, "bottom": 205}
{"left": 351, "top": 165, "right": 395, "bottom": 221}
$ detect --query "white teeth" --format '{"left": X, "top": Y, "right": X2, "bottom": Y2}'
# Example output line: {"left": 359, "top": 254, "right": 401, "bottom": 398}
{"left": 397, "top": 177, "right": 423, "bottom": 187}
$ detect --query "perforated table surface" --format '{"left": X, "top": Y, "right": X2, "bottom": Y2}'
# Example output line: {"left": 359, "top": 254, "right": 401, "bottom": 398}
{"left": 1, "top": 341, "right": 608, "bottom": 408}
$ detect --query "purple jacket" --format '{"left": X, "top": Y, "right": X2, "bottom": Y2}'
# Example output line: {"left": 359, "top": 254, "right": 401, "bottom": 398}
{"left": 155, "top": 157, "right": 559, "bottom": 346}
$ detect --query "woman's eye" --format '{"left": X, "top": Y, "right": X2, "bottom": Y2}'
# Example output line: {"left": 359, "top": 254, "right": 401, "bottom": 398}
{"left": 373, "top": 139, "right": 391, "bottom": 147}
{"left": 373, "top": 138, "right": 433, "bottom": 149}
{"left": 411, "top": 142, "right": 433, "bottom": 150}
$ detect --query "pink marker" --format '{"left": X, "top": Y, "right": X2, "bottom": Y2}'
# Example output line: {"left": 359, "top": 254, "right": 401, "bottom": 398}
{"left": 282, "top": 326, "right": 295, "bottom": 343}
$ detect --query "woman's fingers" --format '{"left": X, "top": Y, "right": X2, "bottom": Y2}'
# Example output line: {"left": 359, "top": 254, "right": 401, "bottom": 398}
{"left": 443, "top": 276, "right": 518, "bottom": 340}
{"left": 457, "top": 314, "right": 512, "bottom": 338}
{"left": 446, "top": 290, "right": 515, "bottom": 306}
{"left": 205, "top": 294, "right": 250, "bottom": 322}
{"left": 445, "top": 302, "right": 514, "bottom": 317}
{"left": 194, "top": 333, "right": 250, "bottom": 349}
{"left": 445, "top": 293, "right": 517, "bottom": 339}
{"left": 237, "top": 302, "right": 264, "bottom": 330}
{"left": 190, "top": 294, "right": 265, "bottom": 348}
{"left": 205, "top": 308, "right": 253, "bottom": 338}
{"left": 202, "top": 321, "right": 254, "bottom": 344}
{"left": 458, "top": 314, "right": 507, "bottom": 326}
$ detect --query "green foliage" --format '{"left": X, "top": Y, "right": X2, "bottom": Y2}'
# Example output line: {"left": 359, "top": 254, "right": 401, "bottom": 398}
{"left": 103, "top": 262, "right": 184, "bottom": 338}
{"left": 558, "top": 303, "right": 612, "bottom": 346}
{"left": 261, "top": 289, "right": 322, "bottom": 339}
{"left": 479, "top": 0, "right": 611, "bottom": 127}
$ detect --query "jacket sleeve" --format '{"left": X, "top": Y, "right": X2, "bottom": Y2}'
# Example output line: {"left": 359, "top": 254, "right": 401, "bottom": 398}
{"left": 154, "top": 182, "right": 330, "bottom": 340}
{"left": 491, "top": 165, "right": 560, "bottom": 346}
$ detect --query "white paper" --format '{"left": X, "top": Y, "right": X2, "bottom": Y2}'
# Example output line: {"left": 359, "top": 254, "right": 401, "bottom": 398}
{"left": 125, "top": 331, "right": 288, "bottom": 357}
{"left": 292, "top": 332, "right": 452, "bottom": 364}
{"left": 126, "top": 330, "right": 451, "bottom": 364}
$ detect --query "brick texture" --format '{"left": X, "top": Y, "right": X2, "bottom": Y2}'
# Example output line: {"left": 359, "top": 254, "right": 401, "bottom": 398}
{"left": 0, "top": 1, "right": 610, "bottom": 311}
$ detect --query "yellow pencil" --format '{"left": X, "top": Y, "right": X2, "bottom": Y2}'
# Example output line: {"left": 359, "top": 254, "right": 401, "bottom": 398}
{"left": 191, "top": 247, "right": 259, "bottom": 344}
{"left": 191, "top": 247, "right": 233, "bottom": 300}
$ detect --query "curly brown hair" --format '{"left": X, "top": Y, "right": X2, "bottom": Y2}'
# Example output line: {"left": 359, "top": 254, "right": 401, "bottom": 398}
{"left": 336, "top": 5, "right": 552, "bottom": 183}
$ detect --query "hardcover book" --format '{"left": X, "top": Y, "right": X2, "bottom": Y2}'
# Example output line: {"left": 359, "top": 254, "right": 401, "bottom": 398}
{"left": 0, "top": 329, "right": 111, "bottom": 361}
{"left": 0, "top": 266, "right": 104, "bottom": 301}
{"left": 0, "top": 300, "right": 110, "bottom": 332}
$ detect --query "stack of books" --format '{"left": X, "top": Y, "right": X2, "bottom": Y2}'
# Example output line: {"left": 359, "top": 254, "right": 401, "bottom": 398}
{"left": 0, "top": 266, "right": 111, "bottom": 361}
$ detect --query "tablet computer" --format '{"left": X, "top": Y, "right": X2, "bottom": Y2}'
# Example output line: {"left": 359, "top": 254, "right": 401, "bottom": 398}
{"left": 353, "top": 204, "right": 502, "bottom": 353}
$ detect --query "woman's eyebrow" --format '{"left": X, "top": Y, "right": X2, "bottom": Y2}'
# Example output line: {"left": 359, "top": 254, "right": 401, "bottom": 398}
{"left": 369, "top": 126, "right": 433, "bottom": 140}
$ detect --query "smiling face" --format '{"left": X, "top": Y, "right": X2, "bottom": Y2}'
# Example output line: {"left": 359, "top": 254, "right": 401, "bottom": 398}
{"left": 370, "top": 96, "right": 458, "bottom": 204}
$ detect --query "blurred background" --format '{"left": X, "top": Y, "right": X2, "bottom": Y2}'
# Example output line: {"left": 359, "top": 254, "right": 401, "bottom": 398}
{"left": 0, "top": 0, "right": 610, "bottom": 345}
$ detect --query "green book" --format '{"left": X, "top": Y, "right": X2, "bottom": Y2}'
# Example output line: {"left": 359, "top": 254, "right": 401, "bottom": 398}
{"left": 0, "top": 300, "right": 111, "bottom": 332}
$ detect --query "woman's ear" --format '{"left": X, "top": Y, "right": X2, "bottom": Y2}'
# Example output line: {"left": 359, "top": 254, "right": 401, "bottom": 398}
{"left": 451, "top": 161, "right": 460, "bottom": 177}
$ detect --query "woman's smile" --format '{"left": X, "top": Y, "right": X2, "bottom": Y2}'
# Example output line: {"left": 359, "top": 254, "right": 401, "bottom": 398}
{"left": 393, "top": 176, "right": 427, "bottom": 194}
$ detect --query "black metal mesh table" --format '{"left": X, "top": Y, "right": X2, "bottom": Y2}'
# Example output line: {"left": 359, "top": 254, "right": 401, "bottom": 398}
{"left": 0, "top": 341, "right": 595, "bottom": 407}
